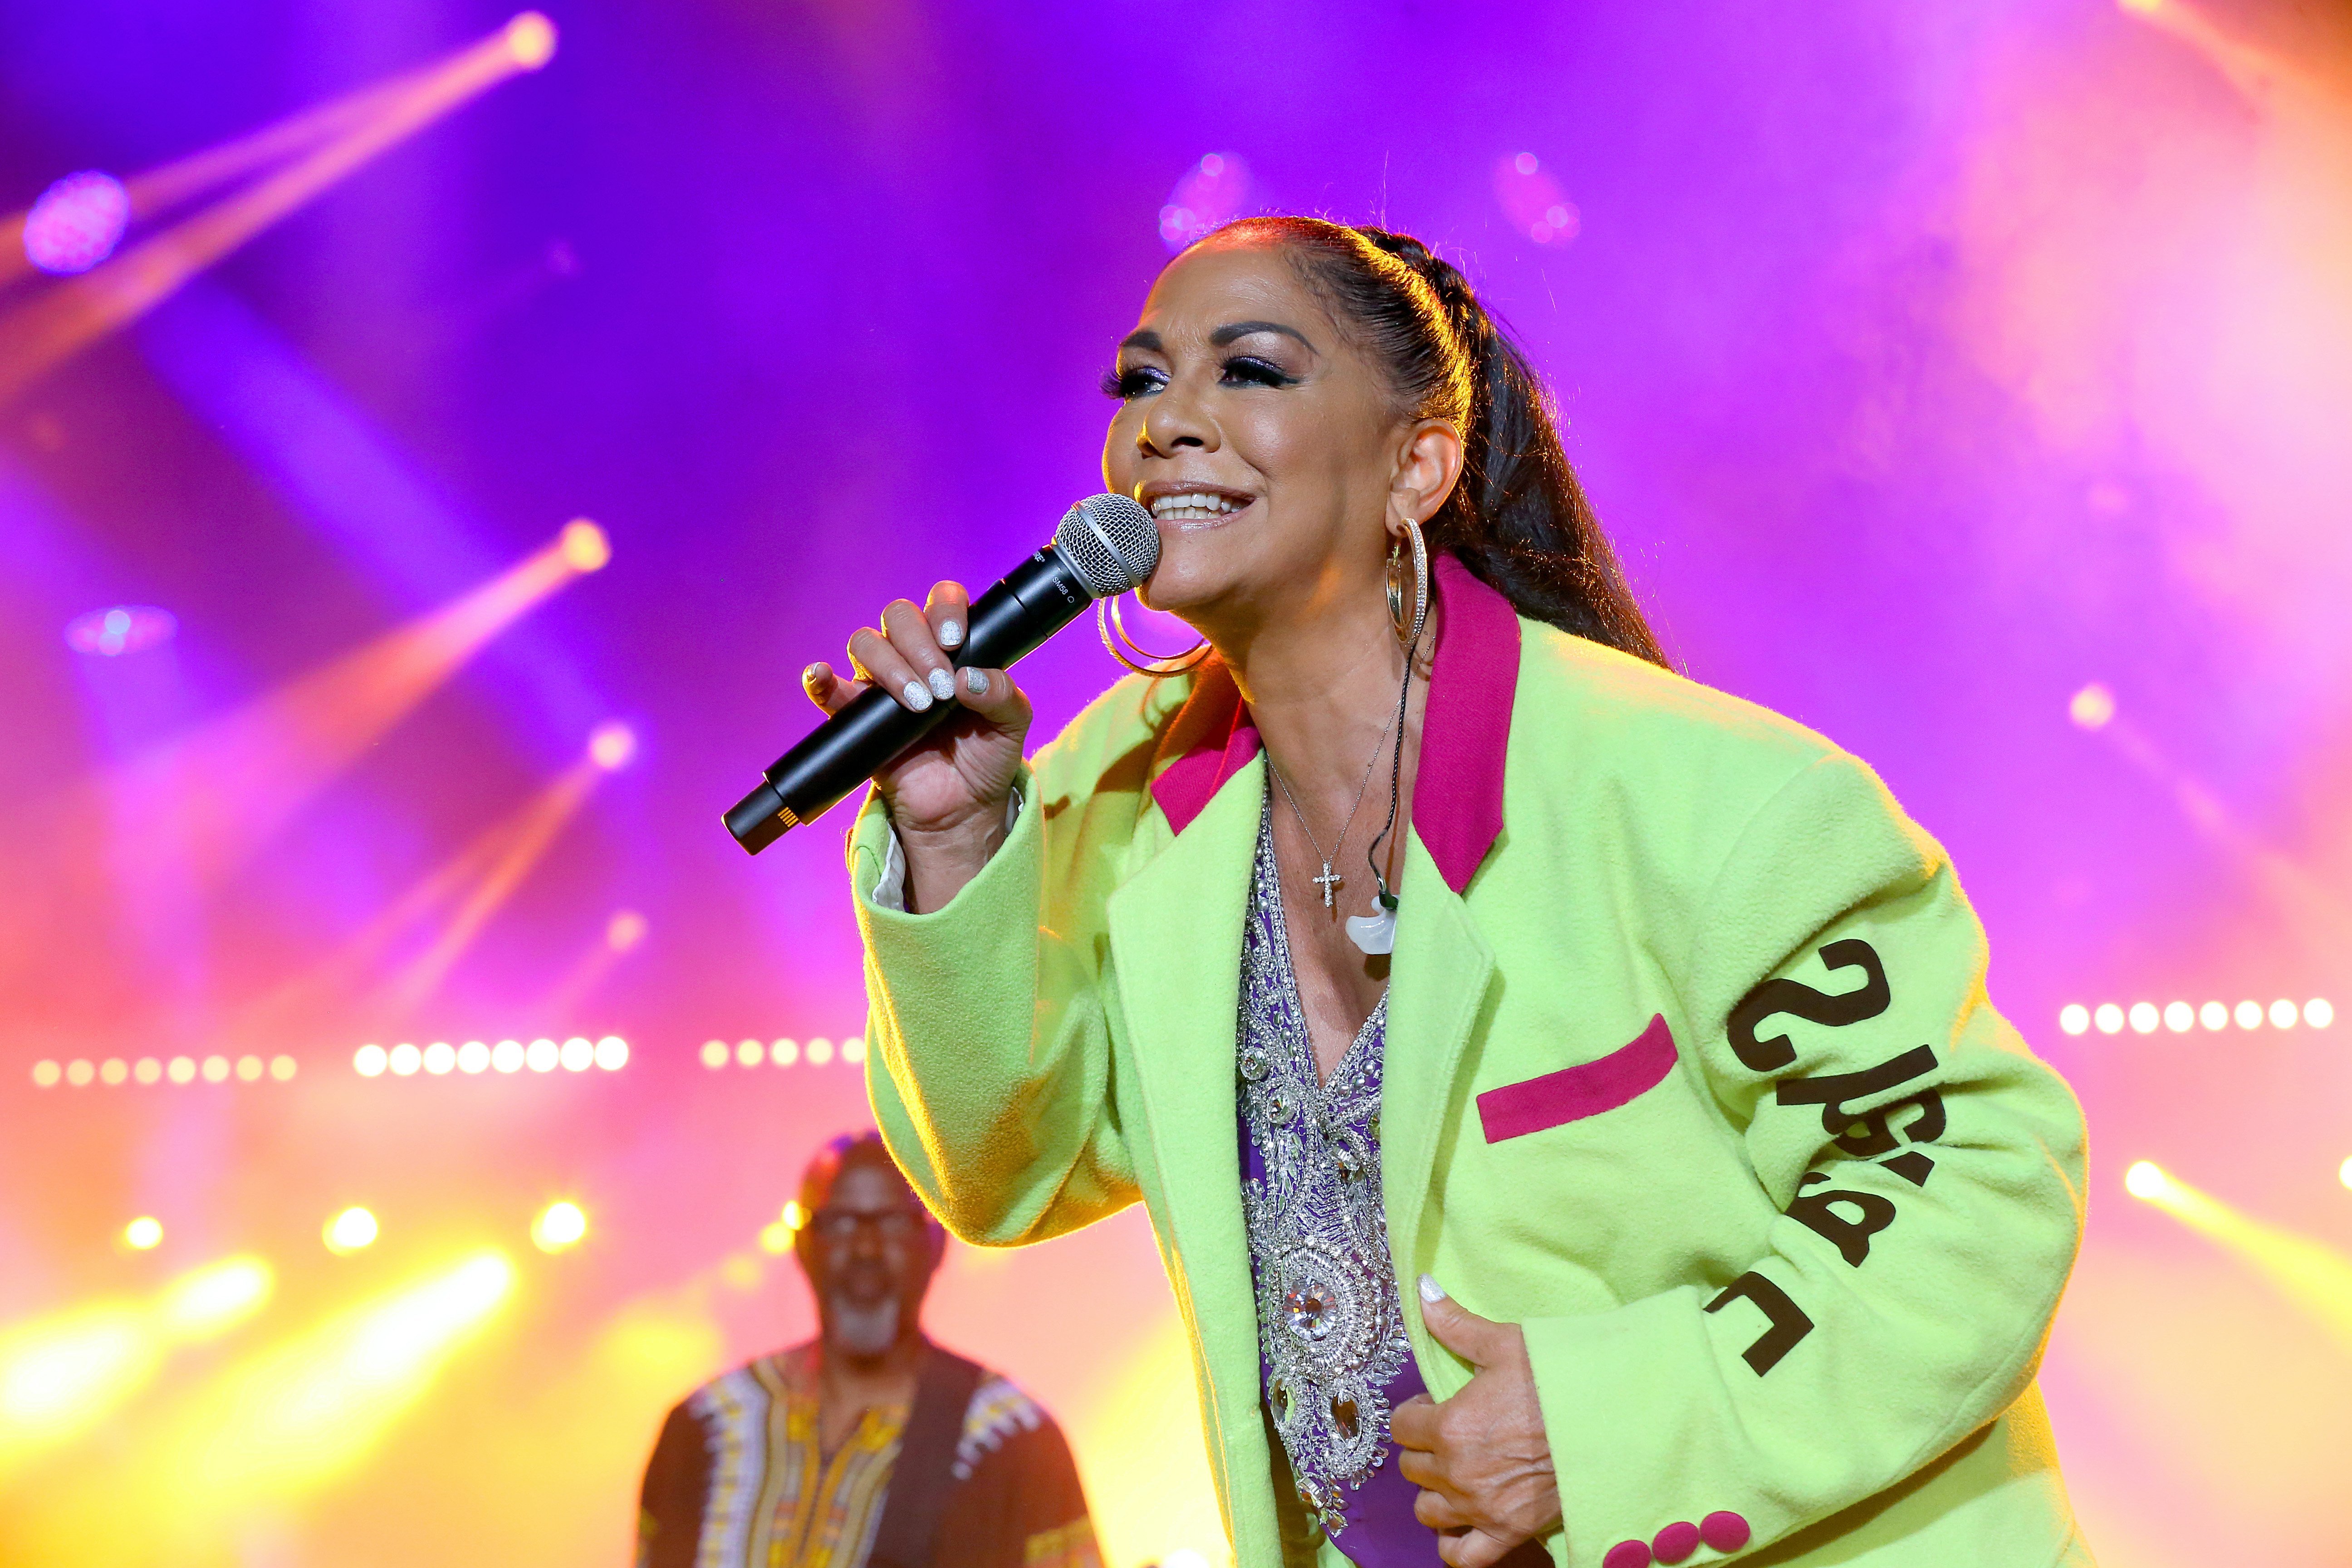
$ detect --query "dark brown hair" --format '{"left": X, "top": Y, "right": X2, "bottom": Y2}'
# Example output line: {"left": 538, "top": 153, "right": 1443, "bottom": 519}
{"left": 1208, "top": 216, "right": 1666, "bottom": 667}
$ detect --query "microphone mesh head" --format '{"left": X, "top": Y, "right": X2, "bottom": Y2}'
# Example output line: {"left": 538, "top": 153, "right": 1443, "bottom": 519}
{"left": 1054, "top": 494, "right": 1160, "bottom": 598}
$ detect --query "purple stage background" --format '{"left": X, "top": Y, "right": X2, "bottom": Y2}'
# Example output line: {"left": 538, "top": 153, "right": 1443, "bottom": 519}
{"left": 3, "top": 1, "right": 2349, "bottom": 1564}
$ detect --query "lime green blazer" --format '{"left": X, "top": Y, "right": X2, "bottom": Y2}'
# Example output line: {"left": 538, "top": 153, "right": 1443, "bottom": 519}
{"left": 848, "top": 558, "right": 2092, "bottom": 1568}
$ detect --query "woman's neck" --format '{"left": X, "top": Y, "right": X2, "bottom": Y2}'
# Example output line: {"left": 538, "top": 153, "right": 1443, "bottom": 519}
{"left": 1221, "top": 593, "right": 1437, "bottom": 808}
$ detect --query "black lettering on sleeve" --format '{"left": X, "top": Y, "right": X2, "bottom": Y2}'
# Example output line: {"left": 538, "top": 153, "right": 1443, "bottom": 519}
{"left": 1785, "top": 1172, "right": 1899, "bottom": 1267}
{"left": 1774, "top": 1046, "right": 1938, "bottom": 1147}
{"left": 1727, "top": 939, "right": 1891, "bottom": 1072}
{"left": 1880, "top": 1150, "right": 1935, "bottom": 1186}
{"left": 1705, "top": 1271, "right": 1815, "bottom": 1375}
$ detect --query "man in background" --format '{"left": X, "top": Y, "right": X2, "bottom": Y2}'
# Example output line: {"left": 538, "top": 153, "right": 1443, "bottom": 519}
{"left": 637, "top": 1130, "right": 1100, "bottom": 1568}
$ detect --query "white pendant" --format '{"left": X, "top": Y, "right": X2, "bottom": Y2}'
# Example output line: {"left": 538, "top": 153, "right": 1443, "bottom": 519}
{"left": 1345, "top": 902, "right": 1396, "bottom": 956}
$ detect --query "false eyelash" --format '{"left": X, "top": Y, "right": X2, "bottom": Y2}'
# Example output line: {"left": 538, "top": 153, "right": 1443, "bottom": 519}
{"left": 1101, "top": 365, "right": 1166, "bottom": 400}
{"left": 1221, "top": 356, "right": 1298, "bottom": 388}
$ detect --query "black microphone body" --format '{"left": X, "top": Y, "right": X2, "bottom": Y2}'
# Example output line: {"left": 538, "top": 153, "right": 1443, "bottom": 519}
{"left": 723, "top": 545, "right": 1095, "bottom": 854}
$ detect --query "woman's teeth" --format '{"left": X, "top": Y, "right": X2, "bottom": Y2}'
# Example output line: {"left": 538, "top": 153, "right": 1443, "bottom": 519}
{"left": 1149, "top": 493, "right": 1248, "bottom": 521}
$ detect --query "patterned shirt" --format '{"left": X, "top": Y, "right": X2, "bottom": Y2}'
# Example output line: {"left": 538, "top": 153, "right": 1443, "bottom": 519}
{"left": 637, "top": 1341, "right": 1099, "bottom": 1568}
{"left": 1238, "top": 799, "right": 1438, "bottom": 1567}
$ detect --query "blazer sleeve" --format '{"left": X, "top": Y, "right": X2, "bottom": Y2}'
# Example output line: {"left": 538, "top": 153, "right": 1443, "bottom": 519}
{"left": 1519, "top": 750, "right": 2088, "bottom": 1563}
{"left": 849, "top": 764, "right": 1142, "bottom": 1246}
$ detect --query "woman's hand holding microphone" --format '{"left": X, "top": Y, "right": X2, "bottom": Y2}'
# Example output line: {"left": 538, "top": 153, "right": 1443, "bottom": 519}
{"left": 804, "top": 580, "right": 1032, "bottom": 913}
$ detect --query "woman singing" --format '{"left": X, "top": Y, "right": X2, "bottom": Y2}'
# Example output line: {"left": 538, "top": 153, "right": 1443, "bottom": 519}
{"left": 803, "top": 217, "right": 2091, "bottom": 1568}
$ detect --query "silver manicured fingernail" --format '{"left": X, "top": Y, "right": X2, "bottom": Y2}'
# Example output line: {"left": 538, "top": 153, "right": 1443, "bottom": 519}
{"left": 901, "top": 679, "right": 933, "bottom": 711}
{"left": 939, "top": 620, "right": 963, "bottom": 649}
{"left": 927, "top": 668, "right": 955, "bottom": 701}
{"left": 963, "top": 667, "right": 988, "bottom": 696}
{"left": 1417, "top": 1273, "right": 1446, "bottom": 1303}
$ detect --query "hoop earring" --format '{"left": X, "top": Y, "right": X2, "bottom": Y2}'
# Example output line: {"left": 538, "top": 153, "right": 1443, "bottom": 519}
{"left": 1385, "top": 515, "right": 1430, "bottom": 650}
{"left": 1098, "top": 593, "right": 1211, "bottom": 677}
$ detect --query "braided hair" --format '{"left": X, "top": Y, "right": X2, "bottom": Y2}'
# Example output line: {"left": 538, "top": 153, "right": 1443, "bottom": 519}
{"left": 1202, "top": 216, "right": 1666, "bottom": 667}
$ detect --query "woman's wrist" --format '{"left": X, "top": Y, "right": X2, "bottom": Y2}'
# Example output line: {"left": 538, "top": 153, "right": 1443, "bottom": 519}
{"left": 891, "top": 798, "right": 1013, "bottom": 914}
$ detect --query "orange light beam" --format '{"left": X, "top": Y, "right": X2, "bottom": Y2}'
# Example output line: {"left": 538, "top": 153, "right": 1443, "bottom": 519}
{"left": 102, "top": 528, "right": 591, "bottom": 890}
{"left": 373, "top": 755, "right": 604, "bottom": 1015}
{"left": 0, "top": 13, "right": 555, "bottom": 398}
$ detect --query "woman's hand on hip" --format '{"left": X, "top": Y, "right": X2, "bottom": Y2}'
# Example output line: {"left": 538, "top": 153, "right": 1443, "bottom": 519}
{"left": 1392, "top": 1277, "right": 1562, "bottom": 1568}
{"left": 805, "top": 581, "right": 1031, "bottom": 908}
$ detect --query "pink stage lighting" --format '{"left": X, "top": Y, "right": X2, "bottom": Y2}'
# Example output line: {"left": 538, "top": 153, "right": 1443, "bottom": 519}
{"left": 1159, "top": 153, "right": 1254, "bottom": 252}
{"left": 1493, "top": 152, "right": 1579, "bottom": 247}
{"left": 65, "top": 604, "right": 177, "bottom": 657}
{"left": 23, "top": 171, "right": 131, "bottom": 274}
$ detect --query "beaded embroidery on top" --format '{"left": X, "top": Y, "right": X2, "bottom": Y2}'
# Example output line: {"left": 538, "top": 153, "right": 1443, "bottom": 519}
{"left": 1239, "top": 798, "right": 1411, "bottom": 1535}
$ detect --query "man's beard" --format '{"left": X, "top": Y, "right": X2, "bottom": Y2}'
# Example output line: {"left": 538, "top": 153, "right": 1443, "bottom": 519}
{"left": 827, "top": 1291, "right": 901, "bottom": 1357}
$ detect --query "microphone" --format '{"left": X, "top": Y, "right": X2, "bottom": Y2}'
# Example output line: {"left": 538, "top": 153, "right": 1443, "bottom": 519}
{"left": 723, "top": 493, "right": 1159, "bottom": 854}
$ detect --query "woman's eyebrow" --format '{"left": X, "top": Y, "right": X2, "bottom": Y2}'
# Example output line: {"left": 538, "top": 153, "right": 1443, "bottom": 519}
{"left": 1117, "top": 328, "right": 1164, "bottom": 353}
{"left": 1211, "top": 320, "right": 1316, "bottom": 351}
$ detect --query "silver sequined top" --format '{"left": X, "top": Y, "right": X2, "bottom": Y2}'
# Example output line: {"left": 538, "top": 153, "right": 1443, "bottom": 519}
{"left": 1238, "top": 798, "right": 1413, "bottom": 1534}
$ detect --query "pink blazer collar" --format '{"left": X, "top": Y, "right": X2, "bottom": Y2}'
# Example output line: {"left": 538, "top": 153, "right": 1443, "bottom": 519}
{"left": 1146, "top": 553, "right": 1520, "bottom": 895}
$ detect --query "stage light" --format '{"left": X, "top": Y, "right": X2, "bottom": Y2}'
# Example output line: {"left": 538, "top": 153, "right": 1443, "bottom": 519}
{"left": 2125, "top": 1160, "right": 2168, "bottom": 1200}
{"left": 2068, "top": 682, "right": 2117, "bottom": 730}
{"left": 2269, "top": 999, "right": 2299, "bottom": 1029}
{"left": 100, "top": 1058, "right": 127, "bottom": 1085}
{"left": 2163, "top": 1001, "right": 2193, "bottom": 1032}
{"left": 771, "top": 1039, "right": 798, "bottom": 1066}
{"left": 558, "top": 518, "right": 609, "bottom": 572}
{"left": 843, "top": 1037, "right": 867, "bottom": 1064}
{"left": 2309, "top": 1000, "right": 2335, "bottom": 1028}
{"left": 422, "top": 1041, "right": 456, "bottom": 1075}
{"left": 2200, "top": 1001, "right": 2228, "bottom": 1029}
{"left": 2126, "top": 1162, "right": 2352, "bottom": 1352}
{"left": 505, "top": 11, "right": 559, "bottom": 69}
{"left": 124, "top": 1217, "right": 163, "bottom": 1251}
{"left": 593, "top": 1035, "right": 628, "bottom": 1071}
{"left": 2093, "top": 1004, "right": 2123, "bottom": 1034}
{"left": 700, "top": 1040, "right": 728, "bottom": 1069}
{"left": 30, "top": 1060, "right": 59, "bottom": 1088}
{"left": 2340, "top": 1156, "right": 2352, "bottom": 1191}
{"left": 235, "top": 1055, "right": 262, "bottom": 1081}
{"left": 531, "top": 1201, "right": 587, "bottom": 1253}
{"left": 64, "top": 603, "right": 176, "bottom": 657}
{"left": 388, "top": 1043, "right": 421, "bottom": 1076}
{"left": 758, "top": 1220, "right": 794, "bottom": 1254}
{"left": 2235, "top": 1000, "right": 2263, "bottom": 1029}
{"left": 201, "top": 1056, "right": 229, "bottom": 1083}
{"left": 66, "top": 1059, "right": 93, "bottom": 1086}
{"left": 270, "top": 1056, "right": 296, "bottom": 1080}
{"left": 323, "top": 1207, "right": 378, "bottom": 1255}
{"left": 492, "top": 1039, "right": 524, "bottom": 1073}
{"left": 22, "top": 171, "right": 131, "bottom": 274}
{"left": 2057, "top": 1004, "right": 2088, "bottom": 1035}
{"left": 1165, "top": 1552, "right": 1211, "bottom": 1568}
{"left": 1492, "top": 152, "right": 1580, "bottom": 246}
{"left": 456, "top": 1040, "right": 489, "bottom": 1073}
{"left": 167, "top": 1057, "right": 195, "bottom": 1084}
{"left": 526, "top": 1037, "right": 558, "bottom": 1072}
{"left": 2126, "top": 1001, "right": 2157, "bottom": 1034}
{"left": 736, "top": 1039, "right": 763, "bottom": 1067}
{"left": 135, "top": 1057, "right": 161, "bottom": 1084}
{"left": 353, "top": 1043, "right": 387, "bottom": 1077}
{"left": 0, "top": 1308, "right": 156, "bottom": 1436}
{"left": 607, "top": 909, "right": 647, "bottom": 951}
{"left": 588, "top": 720, "right": 636, "bottom": 771}
{"left": 1158, "top": 152, "right": 1254, "bottom": 251}
{"left": 156, "top": 1258, "right": 272, "bottom": 1339}
{"left": 807, "top": 1038, "right": 836, "bottom": 1065}
{"left": 559, "top": 1036, "right": 593, "bottom": 1072}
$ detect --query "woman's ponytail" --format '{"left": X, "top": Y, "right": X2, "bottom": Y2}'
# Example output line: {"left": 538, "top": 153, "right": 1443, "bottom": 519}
{"left": 1211, "top": 216, "right": 1666, "bottom": 668}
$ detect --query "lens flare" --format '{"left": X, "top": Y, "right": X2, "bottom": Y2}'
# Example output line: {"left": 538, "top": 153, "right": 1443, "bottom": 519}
{"left": 156, "top": 1258, "right": 273, "bottom": 1340}
{"left": 531, "top": 1201, "right": 588, "bottom": 1253}
{"left": 324, "top": 1207, "right": 379, "bottom": 1255}
{"left": 2126, "top": 1162, "right": 2352, "bottom": 1352}
{"left": 123, "top": 1217, "right": 163, "bottom": 1251}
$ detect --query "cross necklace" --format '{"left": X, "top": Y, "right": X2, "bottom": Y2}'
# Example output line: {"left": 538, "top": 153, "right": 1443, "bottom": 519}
{"left": 1265, "top": 703, "right": 1401, "bottom": 910}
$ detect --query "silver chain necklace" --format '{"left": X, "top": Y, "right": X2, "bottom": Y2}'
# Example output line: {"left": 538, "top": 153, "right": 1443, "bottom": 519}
{"left": 1264, "top": 704, "right": 1401, "bottom": 909}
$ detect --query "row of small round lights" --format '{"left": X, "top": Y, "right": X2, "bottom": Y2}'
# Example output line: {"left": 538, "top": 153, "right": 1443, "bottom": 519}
{"left": 2058, "top": 998, "right": 2333, "bottom": 1036}
{"left": 31, "top": 1054, "right": 297, "bottom": 1088}
{"left": 699, "top": 1037, "right": 867, "bottom": 1070}
{"left": 318, "top": 1198, "right": 587, "bottom": 1256}
{"left": 352, "top": 1036, "right": 628, "bottom": 1077}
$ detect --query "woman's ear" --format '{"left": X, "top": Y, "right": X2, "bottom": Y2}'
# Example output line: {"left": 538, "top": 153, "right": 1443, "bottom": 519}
{"left": 1391, "top": 417, "right": 1465, "bottom": 528}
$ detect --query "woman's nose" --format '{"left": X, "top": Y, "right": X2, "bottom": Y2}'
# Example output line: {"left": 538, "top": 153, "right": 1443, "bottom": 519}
{"left": 1138, "top": 382, "right": 1217, "bottom": 457}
